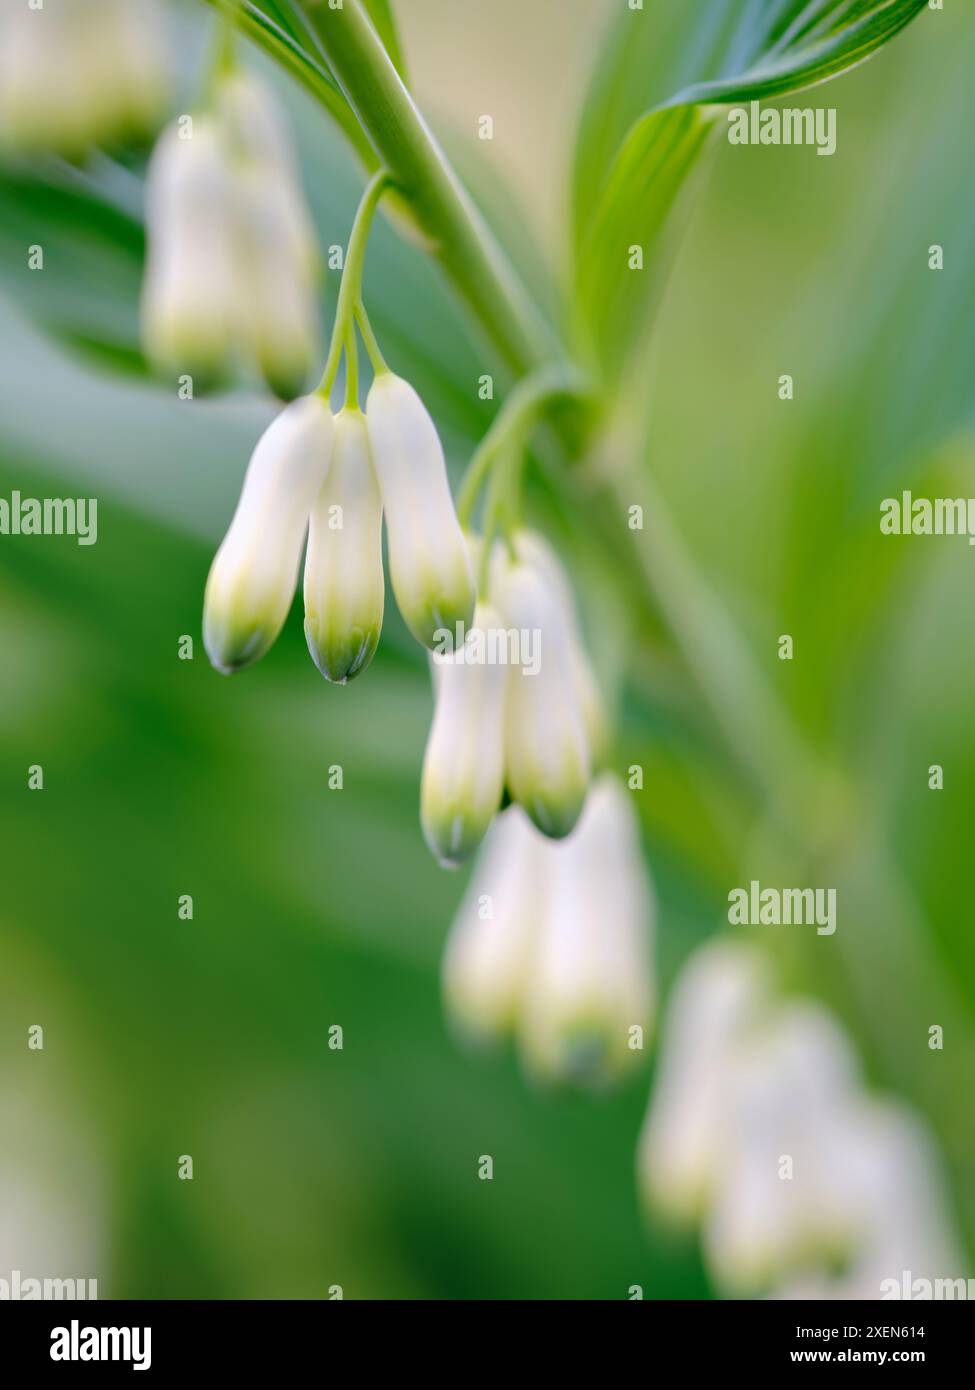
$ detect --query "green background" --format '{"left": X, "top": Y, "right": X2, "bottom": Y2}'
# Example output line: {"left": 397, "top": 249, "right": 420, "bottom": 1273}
{"left": 0, "top": 0, "right": 972, "bottom": 1298}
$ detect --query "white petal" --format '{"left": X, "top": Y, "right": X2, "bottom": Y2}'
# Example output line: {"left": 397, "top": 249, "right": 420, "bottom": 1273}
{"left": 303, "top": 409, "right": 384, "bottom": 683}
{"left": 366, "top": 373, "right": 475, "bottom": 649}
{"left": 141, "top": 120, "right": 239, "bottom": 386}
{"left": 637, "top": 940, "right": 770, "bottom": 1222}
{"left": 518, "top": 773, "right": 655, "bottom": 1086}
{"left": 495, "top": 558, "right": 590, "bottom": 837}
{"left": 421, "top": 601, "right": 507, "bottom": 865}
{"left": 514, "top": 529, "right": 607, "bottom": 762}
{"left": 204, "top": 396, "right": 334, "bottom": 673}
{"left": 442, "top": 807, "right": 546, "bottom": 1041}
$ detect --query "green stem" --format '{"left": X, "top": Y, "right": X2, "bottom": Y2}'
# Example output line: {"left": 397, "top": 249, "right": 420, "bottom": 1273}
{"left": 354, "top": 298, "right": 389, "bottom": 376}
{"left": 343, "top": 324, "right": 360, "bottom": 409}
{"left": 317, "top": 169, "right": 390, "bottom": 397}
{"left": 457, "top": 365, "right": 594, "bottom": 527}
{"left": 298, "top": 0, "right": 559, "bottom": 377}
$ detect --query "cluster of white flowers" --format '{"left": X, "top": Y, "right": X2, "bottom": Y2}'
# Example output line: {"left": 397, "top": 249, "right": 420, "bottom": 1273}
{"left": 422, "top": 528, "right": 605, "bottom": 867}
{"left": 639, "top": 940, "right": 963, "bottom": 1297}
{"left": 442, "top": 776, "right": 655, "bottom": 1088}
{"left": 142, "top": 69, "right": 319, "bottom": 398}
{"left": 203, "top": 373, "right": 475, "bottom": 683}
{"left": 0, "top": 0, "right": 169, "bottom": 158}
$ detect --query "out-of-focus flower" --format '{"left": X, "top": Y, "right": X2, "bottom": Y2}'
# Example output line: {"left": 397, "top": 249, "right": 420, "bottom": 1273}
{"left": 442, "top": 804, "right": 544, "bottom": 1041}
{"left": 518, "top": 774, "right": 655, "bottom": 1087}
{"left": 702, "top": 1004, "right": 866, "bottom": 1292}
{"left": 495, "top": 557, "right": 590, "bottom": 839}
{"left": 638, "top": 939, "right": 966, "bottom": 1298}
{"left": 0, "top": 0, "right": 169, "bottom": 158}
{"left": 442, "top": 774, "right": 655, "bottom": 1089}
{"left": 142, "top": 69, "right": 319, "bottom": 398}
{"left": 142, "top": 120, "right": 238, "bottom": 392}
{"left": 773, "top": 1100, "right": 966, "bottom": 1300}
{"left": 638, "top": 942, "right": 771, "bottom": 1223}
{"left": 366, "top": 372, "right": 476, "bottom": 650}
{"left": 204, "top": 395, "right": 334, "bottom": 674}
{"left": 421, "top": 601, "right": 508, "bottom": 867}
{"left": 303, "top": 408, "right": 384, "bottom": 684}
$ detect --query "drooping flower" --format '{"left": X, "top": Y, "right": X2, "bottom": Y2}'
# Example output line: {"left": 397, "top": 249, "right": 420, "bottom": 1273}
{"left": 513, "top": 529, "right": 607, "bottom": 764}
{"left": 494, "top": 556, "right": 590, "bottom": 839}
{"left": 421, "top": 601, "right": 508, "bottom": 866}
{"left": 204, "top": 395, "right": 334, "bottom": 674}
{"left": 365, "top": 372, "right": 476, "bottom": 650}
{"left": 142, "top": 68, "right": 319, "bottom": 397}
{"left": 517, "top": 773, "right": 655, "bottom": 1088}
{"left": 303, "top": 408, "right": 384, "bottom": 684}
{"left": 637, "top": 941, "right": 769, "bottom": 1223}
{"left": 701, "top": 1003, "right": 866, "bottom": 1292}
{"left": 142, "top": 119, "right": 239, "bottom": 392}
{"left": 0, "top": 0, "right": 169, "bottom": 158}
{"left": 442, "top": 805, "right": 544, "bottom": 1042}
{"left": 442, "top": 774, "right": 655, "bottom": 1089}
{"left": 638, "top": 939, "right": 965, "bottom": 1298}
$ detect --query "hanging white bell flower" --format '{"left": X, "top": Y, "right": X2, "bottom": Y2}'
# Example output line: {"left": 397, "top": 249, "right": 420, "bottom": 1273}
{"left": 513, "top": 529, "right": 607, "bottom": 764}
{"left": 518, "top": 773, "right": 655, "bottom": 1088}
{"left": 365, "top": 372, "right": 476, "bottom": 650}
{"left": 442, "top": 806, "right": 546, "bottom": 1043}
{"left": 421, "top": 601, "right": 508, "bottom": 866}
{"left": 142, "top": 66, "right": 319, "bottom": 398}
{"left": 303, "top": 408, "right": 384, "bottom": 684}
{"left": 215, "top": 69, "right": 319, "bottom": 282}
{"left": 234, "top": 164, "right": 320, "bottom": 401}
{"left": 204, "top": 395, "right": 334, "bottom": 674}
{"left": 702, "top": 1003, "right": 866, "bottom": 1293}
{"left": 218, "top": 71, "right": 320, "bottom": 399}
{"left": 772, "top": 1099, "right": 966, "bottom": 1301}
{"left": 494, "top": 556, "right": 590, "bottom": 839}
{"left": 637, "top": 940, "right": 769, "bottom": 1223}
{"left": 141, "top": 119, "right": 240, "bottom": 390}
{"left": 0, "top": 0, "right": 169, "bottom": 158}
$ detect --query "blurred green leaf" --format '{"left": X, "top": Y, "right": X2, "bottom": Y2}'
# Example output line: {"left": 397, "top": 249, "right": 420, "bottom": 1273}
{"left": 665, "top": 0, "right": 929, "bottom": 106}
{"left": 573, "top": 104, "right": 711, "bottom": 372}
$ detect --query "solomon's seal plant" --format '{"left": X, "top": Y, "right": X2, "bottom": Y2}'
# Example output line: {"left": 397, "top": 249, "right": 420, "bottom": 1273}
{"left": 16, "top": 0, "right": 952, "bottom": 1293}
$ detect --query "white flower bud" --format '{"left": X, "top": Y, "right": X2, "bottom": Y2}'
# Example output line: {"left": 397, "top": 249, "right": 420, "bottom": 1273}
{"left": 234, "top": 164, "right": 319, "bottom": 400}
{"left": 518, "top": 774, "right": 654, "bottom": 1087}
{"left": 637, "top": 941, "right": 769, "bottom": 1222}
{"left": 495, "top": 558, "right": 590, "bottom": 838}
{"left": 442, "top": 807, "right": 545, "bottom": 1042}
{"left": 514, "top": 529, "right": 607, "bottom": 764}
{"left": 702, "top": 1004, "right": 865, "bottom": 1292}
{"left": 366, "top": 373, "right": 476, "bottom": 650}
{"left": 141, "top": 120, "right": 239, "bottom": 389}
{"left": 421, "top": 602, "right": 508, "bottom": 866}
{"left": 303, "top": 409, "right": 384, "bottom": 684}
{"left": 204, "top": 396, "right": 334, "bottom": 674}
{"left": 0, "top": 0, "right": 169, "bottom": 157}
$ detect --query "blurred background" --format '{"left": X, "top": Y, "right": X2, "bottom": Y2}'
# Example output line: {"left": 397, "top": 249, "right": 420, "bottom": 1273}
{"left": 1, "top": 0, "right": 973, "bottom": 1299}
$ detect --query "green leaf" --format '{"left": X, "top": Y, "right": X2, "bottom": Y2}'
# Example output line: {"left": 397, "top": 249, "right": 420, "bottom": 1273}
{"left": 571, "top": 0, "right": 928, "bottom": 378}
{"left": 663, "top": 0, "right": 929, "bottom": 106}
{"left": 574, "top": 105, "right": 711, "bottom": 372}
